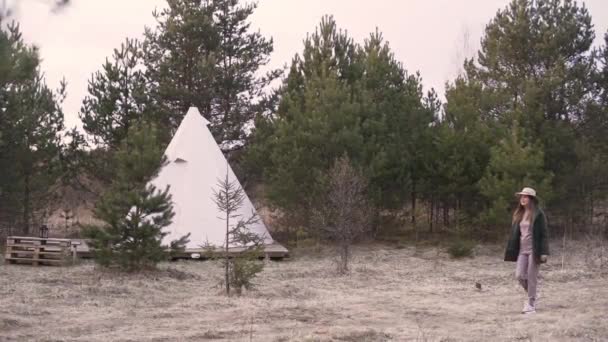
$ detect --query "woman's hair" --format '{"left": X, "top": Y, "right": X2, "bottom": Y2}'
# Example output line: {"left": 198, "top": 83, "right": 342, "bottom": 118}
{"left": 512, "top": 195, "right": 538, "bottom": 224}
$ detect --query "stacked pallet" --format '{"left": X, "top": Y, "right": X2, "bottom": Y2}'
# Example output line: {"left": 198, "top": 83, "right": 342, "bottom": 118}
{"left": 4, "top": 236, "right": 73, "bottom": 266}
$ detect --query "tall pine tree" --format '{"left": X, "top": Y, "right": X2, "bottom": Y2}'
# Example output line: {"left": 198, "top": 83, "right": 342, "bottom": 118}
{"left": 478, "top": 123, "right": 553, "bottom": 235}
{"left": 432, "top": 75, "right": 494, "bottom": 227}
{"left": 143, "top": 0, "right": 280, "bottom": 150}
{"left": 0, "top": 22, "right": 65, "bottom": 235}
{"left": 465, "top": 0, "right": 596, "bottom": 214}
{"left": 247, "top": 16, "right": 362, "bottom": 226}
{"left": 79, "top": 38, "right": 157, "bottom": 187}
{"left": 247, "top": 17, "right": 434, "bottom": 233}
{"left": 356, "top": 30, "right": 435, "bottom": 227}
{"left": 80, "top": 38, "right": 153, "bottom": 150}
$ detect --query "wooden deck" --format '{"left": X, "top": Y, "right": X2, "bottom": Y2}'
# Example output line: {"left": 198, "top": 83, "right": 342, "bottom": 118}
{"left": 69, "top": 239, "right": 289, "bottom": 259}
{"left": 4, "top": 237, "right": 289, "bottom": 263}
{"left": 4, "top": 236, "right": 78, "bottom": 266}
{"left": 180, "top": 242, "right": 290, "bottom": 260}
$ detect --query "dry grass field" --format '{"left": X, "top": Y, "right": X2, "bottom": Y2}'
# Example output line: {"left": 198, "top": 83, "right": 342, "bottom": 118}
{"left": 1, "top": 242, "right": 607, "bottom": 342}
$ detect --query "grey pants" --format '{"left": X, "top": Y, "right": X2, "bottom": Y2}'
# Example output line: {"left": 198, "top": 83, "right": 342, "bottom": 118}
{"left": 516, "top": 253, "right": 539, "bottom": 304}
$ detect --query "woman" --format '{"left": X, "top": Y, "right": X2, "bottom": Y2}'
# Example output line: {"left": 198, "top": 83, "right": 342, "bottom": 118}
{"left": 504, "top": 187, "right": 549, "bottom": 314}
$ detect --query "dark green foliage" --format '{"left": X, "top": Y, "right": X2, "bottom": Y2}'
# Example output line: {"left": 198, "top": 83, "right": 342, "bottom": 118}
{"left": 358, "top": 32, "right": 436, "bottom": 212}
{"left": 429, "top": 76, "right": 493, "bottom": 224}
{"left": 0, "top": 21, "right": 65, "bottom": 235}
{"left": 447, "top": 239, "right": 476, "bottom": 259}
{"left": 229, "top": 249, "right": 264, "bottom": 294}
{"left": 478, "top": 124, "right": 553, "bottom": 230}
{"left": 78, "top": 38, "right": 163, "bottom": 190}
{"left": 78, "top": 0, "right": 280, "bottom": 191}
{"left": 5, "top": 0, "right": 608, "bottom": 245}
{"left": 465, "top": 0, "right": 597, "bottom": 216}
{"left": 85, "top": 123, "right": 188, "bottom": 271}
{"left": 246, "top": 17, "right": 362, "bottom": 224}
{"left": 143, "top": 0, "right": 281, "bottom": 149}
{"left": 80, "top": 38, "right": 154, "bottom": 150}
{"left": 247, "top": 17, "right": 434, "bottom": 233}
{"left": 246, "top": 1, "right": 608, "bottom": 239}
{"left": 428, "top": 0, "right": 606, "bottom": 233}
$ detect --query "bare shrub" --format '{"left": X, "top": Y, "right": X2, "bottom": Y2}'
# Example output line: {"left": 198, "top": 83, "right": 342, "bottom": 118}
{"left": 313, "top": 155, "right": 372, "bottom": 274}
{"left": 583, "top": 215, "right": 607, "bottom": 270}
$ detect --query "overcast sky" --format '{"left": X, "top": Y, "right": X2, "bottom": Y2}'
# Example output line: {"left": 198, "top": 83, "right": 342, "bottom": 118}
{"left": 11, "top": 0, "right": 608, "bottom": 130}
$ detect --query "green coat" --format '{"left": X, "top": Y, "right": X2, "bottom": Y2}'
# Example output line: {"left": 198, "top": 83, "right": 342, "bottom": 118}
{"left": 504, "top": 208, "right": 550, "bottom": 263}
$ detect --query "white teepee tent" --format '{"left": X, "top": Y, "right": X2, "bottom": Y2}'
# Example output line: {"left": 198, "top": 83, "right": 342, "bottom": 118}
{"left": 150, "top": 107, "right": 279, "bottom": 252}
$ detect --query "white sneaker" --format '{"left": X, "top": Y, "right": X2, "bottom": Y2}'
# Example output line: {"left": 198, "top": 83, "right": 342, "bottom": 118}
{"left": 522, "top": 302, "right": 536, "bottom": 314}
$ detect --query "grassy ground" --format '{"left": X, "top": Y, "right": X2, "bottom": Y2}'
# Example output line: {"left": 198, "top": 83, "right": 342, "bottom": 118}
{"left": 1, "top": 242, "right": 606, "bottom": 342}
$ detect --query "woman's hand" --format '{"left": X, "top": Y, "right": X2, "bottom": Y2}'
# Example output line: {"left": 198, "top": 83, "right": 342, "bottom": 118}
{"left": 540, "top": 255, "right": 548, "bottom": 263}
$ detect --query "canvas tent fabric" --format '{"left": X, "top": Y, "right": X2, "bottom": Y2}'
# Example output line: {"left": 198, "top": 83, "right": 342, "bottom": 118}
{"left": 150, "top": 107, "right": 275, "bottom": 250}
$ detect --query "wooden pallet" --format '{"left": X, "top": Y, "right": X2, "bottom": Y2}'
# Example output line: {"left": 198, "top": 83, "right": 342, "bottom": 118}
{"left": 4, "top": 236, "right": 76, "bottom": 266}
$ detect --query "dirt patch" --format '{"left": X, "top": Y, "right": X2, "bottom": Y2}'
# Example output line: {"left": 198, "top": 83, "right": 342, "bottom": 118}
{"left": 0, "top": 317, "right": 30, "bottom": 331}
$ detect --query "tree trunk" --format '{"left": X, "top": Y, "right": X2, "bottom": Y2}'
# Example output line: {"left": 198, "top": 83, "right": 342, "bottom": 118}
{"left": 429, "top": 195, "right": 434, "bottom": 234}
{"left": 590, "top": 192, "right": 595, "bottom": 230}
{"left": 443, "top": 201, "right": 449, "bottom": 228}
{"left": 411, "top": 182, "right": 417, "bottom": 225}
{"left": 340, "top": 243, "right": 349, "bottom": 274}
{"left": 225, "top": 206, "right": 230, "bottom": 295}
{"left": 600, "top": 216, "right": 606, "bottom": 270}
{"left": 370, "top": 208, "right": 380, "bottom": 238}
{"left": 23, "top": 173, "right": 31, "bottom": 236}
{"left": 412, "top": 186, "right": 419, "bottom": 243}
{"left": 456, "top": 197, "right": 461, "bottom": 233}
{"left": 561, "top": 216, "right": 568, "bottom": 270}
{"left": 434, "top": 199, "right": 440, "bottom": 227}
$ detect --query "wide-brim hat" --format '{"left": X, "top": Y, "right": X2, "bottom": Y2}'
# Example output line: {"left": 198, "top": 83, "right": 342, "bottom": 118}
{"left": 515, "top": 187, "right": 537, "bottom": 198}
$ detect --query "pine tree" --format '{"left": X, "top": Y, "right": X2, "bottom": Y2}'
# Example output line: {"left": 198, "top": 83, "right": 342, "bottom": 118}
{"left": 247, "top": 17, "right": 434, "bottom": 235}
{"left": 212, "top": 165, "right": 264, "bottom": 295}
{"left": 466, "top": 0, "right": 596, "bottom": 211}
{"left": 599, "top": 32, "right": 608, "bottom": 109}
{"left": 432, "top": 75, "right": 494, "bottom": 227}
{"left": 143, "top": 0, "right": 280, "bottom": 149}
{"left": 266, "top": 66, "right": 362, "bottom": 221}
{"left": 0, "top": 22, "right": 65, "bottom": 235}
{"left": 357, "top": 31, "right": 435, "bottom": 214}
{"left": 78, "top": 39, "right": 157, "bottom": 188}
{"left": 346, "top": 30, "right": 438, "bottom": 236}
{"left": 573, "top": 31, "right": 608, "bottom": 223}
{"left": 85, "top": 123, "right": 188, "bottom": 271}
{"left": 589, "top": 32, "right": 608, "bottom": 156}
{"left": 472, "top": 0, "right": 595, "bottom": 121}
{"left": 80, "top": 38, "right": 154, "bottom": 150}
{"left": 478, "top": 123, "right": 553, "bottom": 233}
